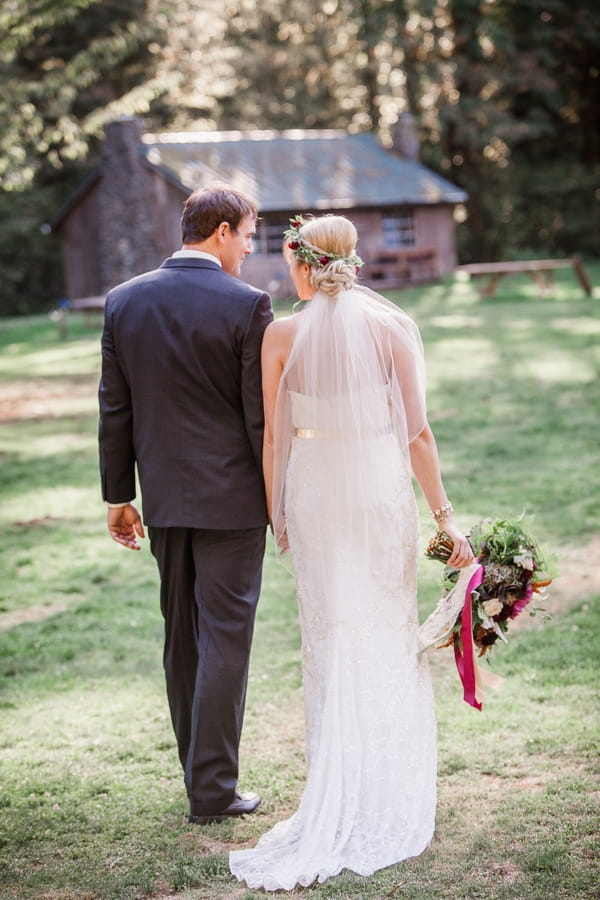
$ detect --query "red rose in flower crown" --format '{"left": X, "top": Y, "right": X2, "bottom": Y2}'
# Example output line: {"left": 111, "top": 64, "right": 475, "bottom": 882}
{"left": 283, "top": 214, "right": 364, "bottom": 272}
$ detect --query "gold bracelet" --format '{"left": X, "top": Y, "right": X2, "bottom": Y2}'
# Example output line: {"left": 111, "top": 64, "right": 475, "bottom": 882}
{"left": 432, "top": 502, "right": 453, "bottom": 523}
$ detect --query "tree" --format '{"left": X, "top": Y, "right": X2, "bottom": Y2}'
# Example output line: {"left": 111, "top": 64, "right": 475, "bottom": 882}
{"left": 0, "top": 0, "right": 173, "bottom": 313}
{"left": 0, "top": 0, "right": 172, "bottom": 189}
{"left": 1, "top": 0, "right": 597, "bottom": 314}
{"left": 424, "top": 0, "right": 600, "bottom": 260}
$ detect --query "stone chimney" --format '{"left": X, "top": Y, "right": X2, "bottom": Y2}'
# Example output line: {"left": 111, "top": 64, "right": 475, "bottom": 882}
{"left": 391, "top": 112, "right": 420, "bottom": 161}
{"left": 96, "top": 116, "right": 162, "bottom": 291}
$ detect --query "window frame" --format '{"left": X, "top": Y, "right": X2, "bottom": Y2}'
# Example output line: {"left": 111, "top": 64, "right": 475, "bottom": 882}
{"left": 256, "top": 216, "right": 294, "bottom": 256}
{"left": 381, "top": 209, "right": 416, "bottom": 249}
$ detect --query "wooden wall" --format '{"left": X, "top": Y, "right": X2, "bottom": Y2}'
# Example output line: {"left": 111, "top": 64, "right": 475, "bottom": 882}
{"left": 57, "top": 164, "right": 459, "bottom": 302}
{"left": 414, "top": 205, "right": 457, "bottom": 275}
{"left": 242, "top": 206, "right": 458, "bottom": 299}
{"left": 58, "top": 186, "right": 103, "bottom": 300}
{"left": 149, "top": 170, "right": 186, "bottom": 259}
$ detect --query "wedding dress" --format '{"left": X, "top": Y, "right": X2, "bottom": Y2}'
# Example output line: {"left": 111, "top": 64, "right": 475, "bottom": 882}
{"left": 230, "top": 288, "right": 437, "bottom": 891}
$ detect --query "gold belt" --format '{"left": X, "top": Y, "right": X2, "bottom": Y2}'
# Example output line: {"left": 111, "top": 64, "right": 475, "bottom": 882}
{"left": 293, "top": 425, "right": 392, "bottom": 440}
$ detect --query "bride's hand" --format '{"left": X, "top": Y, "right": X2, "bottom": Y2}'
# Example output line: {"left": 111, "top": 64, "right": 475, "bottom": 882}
{"left": 269, "top": 516, "right": 289, "bottom": 554}
{"left": 440, "top": 520, "right": 475, "bottom": 568}
{"left": 277, "top": 530, "right": 290, "bottom": 554}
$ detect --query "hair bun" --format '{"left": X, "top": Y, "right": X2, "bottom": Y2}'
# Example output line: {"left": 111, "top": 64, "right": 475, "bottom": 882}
{"left": 312, "top": 259, "right": 357, "bottom": 297}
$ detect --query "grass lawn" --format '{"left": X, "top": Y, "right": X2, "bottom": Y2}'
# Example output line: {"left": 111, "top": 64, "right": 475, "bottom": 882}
{"left": 0, "top": 266, "right": 599, "bottom": 900}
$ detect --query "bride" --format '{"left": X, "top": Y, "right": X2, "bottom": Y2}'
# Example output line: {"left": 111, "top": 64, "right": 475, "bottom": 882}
{"left": 230, "top": 214, "right": 474, "bottom": 891}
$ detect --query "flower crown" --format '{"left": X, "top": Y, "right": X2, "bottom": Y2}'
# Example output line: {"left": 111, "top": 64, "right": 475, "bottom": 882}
{"left": 283, "top": 215, "right": 364, "bottom": 272}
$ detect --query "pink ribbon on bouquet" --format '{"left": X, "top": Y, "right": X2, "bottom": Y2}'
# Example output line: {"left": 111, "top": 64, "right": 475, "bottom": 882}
{"left": 453, "top": 564, "right": 503, "bottom": 710}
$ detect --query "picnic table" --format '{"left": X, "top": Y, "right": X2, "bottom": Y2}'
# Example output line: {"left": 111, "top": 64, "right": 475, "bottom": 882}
{"left": 361, "top": 247, "right": 438, "bottom": 288}
{"left": 456, "top": 257, "right": 592, "bottom": 298}
{"left": 68, "top": 295, "right": 106, "bottom": 317}
{"left": 50, "top": 294, "right": 106, "bottom": 338}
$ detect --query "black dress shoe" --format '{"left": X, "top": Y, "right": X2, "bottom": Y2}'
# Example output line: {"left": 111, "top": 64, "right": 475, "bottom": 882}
{"left": 188, "top": 790, "right": 262, "bottom": 825}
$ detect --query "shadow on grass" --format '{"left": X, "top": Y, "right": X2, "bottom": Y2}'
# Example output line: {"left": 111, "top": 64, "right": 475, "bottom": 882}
{"left": 0, "top": 272, "right": 599, "bottom": 899}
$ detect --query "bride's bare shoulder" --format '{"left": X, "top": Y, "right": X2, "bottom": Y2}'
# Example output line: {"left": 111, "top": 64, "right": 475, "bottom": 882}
{"left": 267, "top": 311, "right": 301, "bottom": 330}
{"left": 264, "top": 312, "right": 300, "bottom": 344}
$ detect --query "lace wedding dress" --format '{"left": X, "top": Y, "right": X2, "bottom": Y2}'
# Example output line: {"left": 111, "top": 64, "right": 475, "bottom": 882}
{"left": 230, "top": 289, "right": 437, "bottom": 891}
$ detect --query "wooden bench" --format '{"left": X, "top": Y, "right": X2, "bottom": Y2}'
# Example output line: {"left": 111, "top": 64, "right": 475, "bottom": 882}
{"left": 362, "top": 247, "right": 438, "bottom": 288}
{"left": 69, "top": 295, "right": 106, "bottom": 317}
{"left": 456, "top": 257, "right": 592, "bottom": 298}
{"left": 50, "top": 295, "right": 106, "bottom": 338}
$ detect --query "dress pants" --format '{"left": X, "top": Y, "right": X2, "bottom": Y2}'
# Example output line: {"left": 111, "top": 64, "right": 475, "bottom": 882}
{"left": 148, "top": 526, "right": 266, "bottom": 816}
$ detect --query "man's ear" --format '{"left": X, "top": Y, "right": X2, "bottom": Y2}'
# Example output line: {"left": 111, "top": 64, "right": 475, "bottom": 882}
{"left": 216, "top": 221, "right": 230, "bottom": 242}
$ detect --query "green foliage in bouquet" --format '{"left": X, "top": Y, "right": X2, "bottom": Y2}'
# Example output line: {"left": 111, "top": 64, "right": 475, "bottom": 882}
{"left": 425, "top": 516, "right": 556, "bottom": 656}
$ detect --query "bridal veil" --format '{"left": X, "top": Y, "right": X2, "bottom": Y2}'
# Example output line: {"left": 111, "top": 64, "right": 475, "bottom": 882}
{"left": 270, "top": 284, "right": 427, "bottom": 549}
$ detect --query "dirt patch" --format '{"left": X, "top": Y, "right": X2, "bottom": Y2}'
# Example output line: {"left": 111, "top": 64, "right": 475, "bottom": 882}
{"left": 477, "top": 773, "right": 549, "bottom": 795}
{"left": 0, "top": 379, "right": 96, "bottom": 423}
{"left": 510, "top": 534, "right": 600, "bottom": 630}
{"left": 545, "top": 535, "right": 600, "bottom": 608}
{"left": 0, "top": 602, "right": 70, "bottom": 633}
{"left": 484, "top": 860, "right": 521, "bottom": 884}
{"left": 12, "top": 515, "right": 69, "bottom": 529}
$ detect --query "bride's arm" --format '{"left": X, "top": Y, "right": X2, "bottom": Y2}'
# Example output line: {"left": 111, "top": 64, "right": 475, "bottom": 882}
{"left": 409, "top": 424, "right": 474, "bottom": 568}
{"left": 261, "top": 318, "right": 296, "bottom": 540}
{"left": 261, "top": 323, "right": 283, "bottom": 525}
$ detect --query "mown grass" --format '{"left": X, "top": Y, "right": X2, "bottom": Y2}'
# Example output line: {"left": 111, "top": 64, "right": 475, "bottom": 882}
{"left": 0, "top": 266, "right": 598, "bottom": 900}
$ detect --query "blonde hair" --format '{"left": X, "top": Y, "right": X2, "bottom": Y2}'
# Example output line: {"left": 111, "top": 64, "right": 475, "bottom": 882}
{"left": 298, "top": 215, "right": 360, "bottom": 297}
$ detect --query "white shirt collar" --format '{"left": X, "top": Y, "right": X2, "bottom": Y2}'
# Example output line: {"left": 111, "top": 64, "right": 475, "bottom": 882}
{"left": 172, "top": 249, "right": 221, "bottom": 267}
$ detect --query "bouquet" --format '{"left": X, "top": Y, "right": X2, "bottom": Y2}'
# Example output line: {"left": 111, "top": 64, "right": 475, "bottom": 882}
{"left": 419, "top": 516, "right": 555, "bottom": 709}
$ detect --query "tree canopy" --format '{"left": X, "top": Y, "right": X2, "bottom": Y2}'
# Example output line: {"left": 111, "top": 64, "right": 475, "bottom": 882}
{"left": 1, "top": 0, "right": 598, "bottom": 313}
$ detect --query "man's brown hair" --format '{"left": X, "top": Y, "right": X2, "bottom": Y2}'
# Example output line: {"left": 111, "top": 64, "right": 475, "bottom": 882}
{"left": 181, "top": 183, "right": 258, "bottom": 243}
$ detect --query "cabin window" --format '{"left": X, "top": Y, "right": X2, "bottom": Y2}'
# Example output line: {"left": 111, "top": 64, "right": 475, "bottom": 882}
{"left": 256, "top": 218, "right": 291, "bottom": 255}
{"left": 382, "top": 210, "right": 415, "bottom": 248}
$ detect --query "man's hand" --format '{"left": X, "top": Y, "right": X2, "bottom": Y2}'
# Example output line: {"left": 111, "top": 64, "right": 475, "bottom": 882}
{"left": 107, "top": 503, "right": 145, "bottom": 550}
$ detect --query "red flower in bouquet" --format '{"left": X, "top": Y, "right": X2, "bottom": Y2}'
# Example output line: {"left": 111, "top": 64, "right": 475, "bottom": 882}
{"left": 425, "top": 516, "right": 554, "bottom": 657}
{"left": 421, "top": 516, "right": 556, "bottom": 710}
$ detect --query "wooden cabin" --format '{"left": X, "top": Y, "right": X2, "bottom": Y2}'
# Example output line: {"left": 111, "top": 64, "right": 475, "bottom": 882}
{"left": 51, "top": 116, "right": 467, "bottom": 300}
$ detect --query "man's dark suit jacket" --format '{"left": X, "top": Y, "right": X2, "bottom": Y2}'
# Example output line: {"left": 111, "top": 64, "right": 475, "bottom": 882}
{"left": 99, "top": 256, "right": 273, "bottom": 529}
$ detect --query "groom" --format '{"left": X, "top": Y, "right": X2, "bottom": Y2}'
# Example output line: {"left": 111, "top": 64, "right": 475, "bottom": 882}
{"left": 98, "top": 183, "right": 273, "bottom": 824}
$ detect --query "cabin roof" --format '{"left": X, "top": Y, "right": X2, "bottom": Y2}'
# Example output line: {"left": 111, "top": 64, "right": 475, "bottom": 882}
{"left": 141, "top": 128, "right": 467, "bottom": 210}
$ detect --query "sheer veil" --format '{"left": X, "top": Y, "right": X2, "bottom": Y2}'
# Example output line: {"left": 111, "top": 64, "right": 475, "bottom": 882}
{"left": 230, "top": 282, "right": 437, "bottom": 891}
{"left": 271, "top": 284, "right": 427, "bottom": 548}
